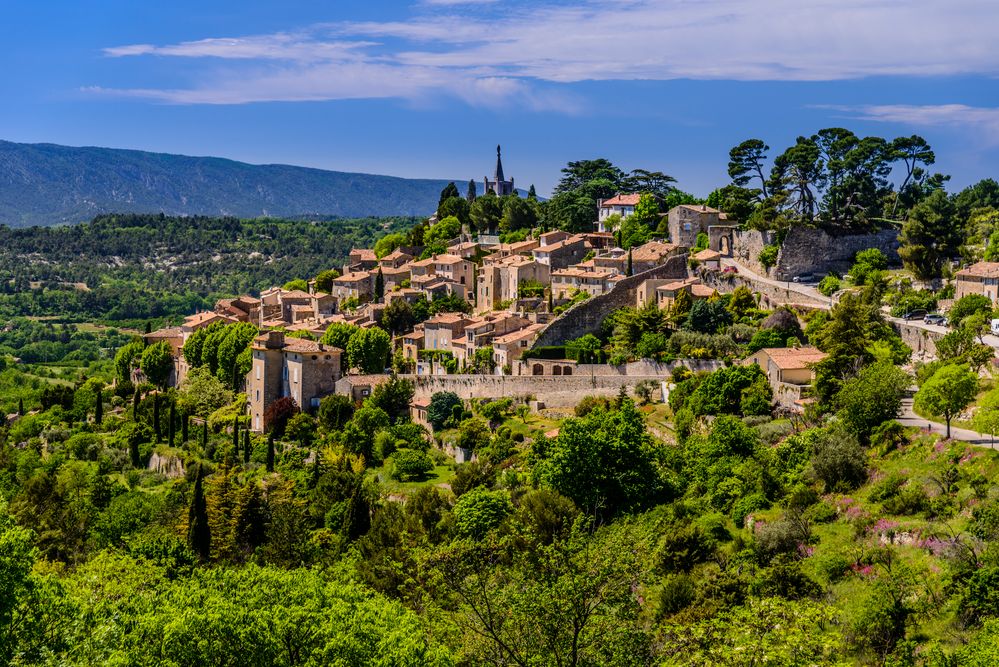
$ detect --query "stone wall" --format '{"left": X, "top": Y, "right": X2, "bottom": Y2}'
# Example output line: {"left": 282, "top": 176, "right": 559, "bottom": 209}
{"left": 532, "top": 254, "right": 689, "bottom": 347}
{"left": 775, "top": 227, "right": 899, "bottom": 280}
{"left": 405, "top": 359, "right": 723, "bottom": 407}
{"left": 730, "top": 229, "right": 774, "bottom": 276}
{"left": 698, "top": 267, "right": 830, "bottom": 309}
{"left": 891, "top": 320, "right": 942, "bottom": 361}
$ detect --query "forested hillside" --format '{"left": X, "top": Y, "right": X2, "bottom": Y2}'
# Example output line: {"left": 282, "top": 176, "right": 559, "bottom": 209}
{"left": 0, "top": 140, "right": 456, "bottom": 226}
{"left": 0, "top": 214, "right": 416, "bottom": 325}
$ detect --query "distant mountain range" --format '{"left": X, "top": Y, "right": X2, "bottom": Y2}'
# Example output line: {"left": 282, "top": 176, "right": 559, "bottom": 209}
{"left": 0, "top": 140, "right": 466, "bottom": 227}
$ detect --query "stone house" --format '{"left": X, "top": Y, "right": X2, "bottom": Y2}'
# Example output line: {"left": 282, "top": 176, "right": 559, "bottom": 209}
{"left": 743, "top": 346, "right": 827, "bottom": 410}
{"left": 955, "top": 262, "right": 999, "bottom": 304}
{"left": 492, "top": 323, "right": 545, "bottom": 371}
{"left": 654, "top": 277, "right": 715, "bottom": 309}
{"left": 551, "top": 266, "right": 624, "bottom": 300}
{"left": 693, "top": 248, "right": 722, "bottom": 270}
{"left": 431, "top": 254, "right": 476, "bottom": 290}
{"left": 401, "top": 326, "right": 425, "bottom": 363}
{"left": 246, "top": 331, "right": 343, "bottom": 432}
{"left": 423, "top": 313, "right": 473, "bottom": 353}
{"left": 380, "top": 265, "right": 411, "bottom": 293}
{"left": 451, "top": 314, "right": 531, "bottom": 366}
{"left": 345, "top": 248, "right": 378, "bottom": 273}
{"left": 477, "top": 255, "right": 550, "bottom": 311}
{"left": 630, "top": 241, "right": 682, "bottom": 274}
{"left": 408, "top": 257, "right": 437, "bottom": 288}
{"left": 214, "top": 295, "right": 261, "bottom": 323}
{"left": 596, "top": 193, "right": 641, "bottom": 232}
{"left": 667, "top": 204, "right": 723, "bottom": 248}
{"left": 532, "top": 235, "right": 588, "bottom": 270}
{"left": 379, "top": 249, "right": 413, "bottom": 269}
{"left": 330, "top": 271, "right": 374, "bottom": 303}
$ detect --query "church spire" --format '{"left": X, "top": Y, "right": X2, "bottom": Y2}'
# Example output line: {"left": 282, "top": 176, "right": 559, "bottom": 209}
{"left": 494, "top": 144, "right": 505, "bottom": 183}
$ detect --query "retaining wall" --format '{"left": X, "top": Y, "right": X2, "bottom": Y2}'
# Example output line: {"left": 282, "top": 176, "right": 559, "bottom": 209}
{"left": 775, "top": 227, "right": 900, "bottom": 280}
{"left": 532, "top": 254, "right": 689, "bottom": 347}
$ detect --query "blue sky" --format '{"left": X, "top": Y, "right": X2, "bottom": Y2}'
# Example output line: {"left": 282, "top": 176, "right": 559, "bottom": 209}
{"left": 3, "top": 0, "right": 999, "bottom": 196}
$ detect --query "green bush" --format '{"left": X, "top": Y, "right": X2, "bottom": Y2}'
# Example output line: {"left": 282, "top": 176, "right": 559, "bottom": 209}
{"left": 390, "top": 449, "right": 434, "bottom": 482}
{"left": 759, "top": 244, "right": 779, "bottom": 269}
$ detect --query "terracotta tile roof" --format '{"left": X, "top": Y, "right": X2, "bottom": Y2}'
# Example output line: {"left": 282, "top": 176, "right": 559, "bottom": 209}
{"left": 601, "top": 193, "right": 642, "bottom": 207}
{"left": 690, "top": 284, "right": 716, "bottom": 298}
{"left": 183, "top": 311, "right": 235, "bottom": 328}
{"left": 432, "top": 254, "right": 467, "bottom": 265}
{"left": 411, "top": 398, "right": 431, "bottom": 409}
{"left": 382, "top": 249, "right": 412, "bottom": 261}
{"left": 350, "top": 249, "right": 377, "bottom": 261}
{"left": 631, "top": 241, "right": 678, "bottom": 262}
{"left": 493, "top": 323, "right": 543, "bottom": 345}
{"left": 553, "top": 267, "right": 617, "bottom": 279}
{"left": 694, "top": 248, "right": 721, "bottom": 260}
{"left": 410, "top": 257, "right": 436, "bottom": 268}
{"left": 676, "top": 204, "right": 721, "bottom": 214}
{"left": 957, "top": 262, "right": 999, "bottom": 278}
{"left": 534, "top": 236, "right": 585, "bottom": 254}
{"left": 281, "top": 290, "right": 313, "bottom": 299}
{"left": 425, "top": 313, "right": 468, "bottom": 325}
{"left": 758, "top": 346, "right": 827, "bottom": 370}
{"left": 146, "top": 326, "right": 183, "bottom": 339}
{"left": 335, "top": 272, "right": 371, "bottom": 284}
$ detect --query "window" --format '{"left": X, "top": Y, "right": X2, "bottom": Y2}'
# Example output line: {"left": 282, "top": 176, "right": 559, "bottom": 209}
{"left": 292, "top": 368, "right": 298, "bottom": 383}
{"left": 255, "top": 365, "right": 261, "bottom": 380}
{"left": 255, "top": 416, "right": 260, "bottom": 430}
{"left": 256, "top": 390, "right": 260, "bottom": 401}
{"left": 684, "top": 223, "right": 692, "bottom": 232}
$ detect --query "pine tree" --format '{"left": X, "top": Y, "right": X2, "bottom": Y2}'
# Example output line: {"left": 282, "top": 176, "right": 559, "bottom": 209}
{"left": 374, "top": 267, "right": 385, "bottom": 301}
{"left": 266, "top": 432, "right": 275, "bottom": 473}
{"left": 242, "top": 429, "right": 250, "bottom": 464}
{"left": 187, "top": 464, "right": 211, "bottom": 562}
{"left": 18, "top": 398, "right": 24, "bottom": 416}
{"left": 153, "top": 395, "right": 161, "bottom": 442}
{"left": 167, "top": 401, "right": 176, "bottom": 447}
{"left": 467, "top": 179, "right": 477, "bottom": 203}
{"left": 94, "top": 387, "right": 103, "bottom": 425}
{"left": 528, "top": 184, "right": 537, "bottom": 201}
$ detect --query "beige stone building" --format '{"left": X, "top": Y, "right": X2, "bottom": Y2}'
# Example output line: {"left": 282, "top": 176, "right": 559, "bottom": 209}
{"left": 667, "top": 204, "right": 724, "bottom": 248}
{"left": 330, "top": 271, "right": 374, "bottom": 303}
{"left": 596, "top": 193, "right": 641, "bottom": 232}
{"left": 477, "top": 255, "right": 550, "bottom": 311}
{"left": 743, "top": 346, "right": 827, "bottom": 410}
{"left": 955, "top": 262, "right": 999, "bottom": 303}
{"left": 492, "top": 323, "right": 545, "bottom": 370}
{"left": 551, "top": 266, "right": 624, "bottom": 300}
{"left": 532, "top": 234, "right": 588, "bottom": 270}
{"left": 246, "top": 331, "right": 343, "bottom": 432}
{"left": 423, "top": 313, "right": 473, "bottom": 353}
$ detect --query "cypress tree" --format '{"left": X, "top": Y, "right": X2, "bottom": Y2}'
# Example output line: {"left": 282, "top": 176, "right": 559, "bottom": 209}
{"left": 467, "top": 179, "right": 477, "bottom": 203}
{"left": 528, "top": 184, "right": 537, "bottom": 201}
{"left": 144, "top": 321, "right": 152, "bottom": 335}
{"left": 309, "top": 451, "right": 321, "bottom": 489}
{"left": 153, "top": 395, "right": 161, "bottom": 442}
{"left": 182, "top": 412, "right": 189, "bottom": 443}
{"left": 132, "top": 389, "right": 140, "bottom": 420}
{"left": 201, "top": 421, "right": 208, "bottom": 450}
{"left": 242, "top": 429, "right": 250, "bottom": 464}
{"left": 232, "top": 417, "right": 240, "bottom": 458}
{"left": 266, "top": 432, "right": 275, "bottom": 472}
{"left": 129, "top": 434, "right": 141, "bottom": 468}
{"left": 627, "top": 248, "right": 633, "bottom": 276}
{"left": 18, "top": 398, "right": 24, "bottom": 416}
{"left": 168, "top": 401, "right": 176, "bottom": 447}
{"left": 374, "top": 268, "right": 385, "bottom": 301}
{"left": 547, "top": 288, "right": 554, "bottom": 313}
{"left": 342, "top": 482, "right": 371, "bottom": 541}
{"left": 187, "top": 464, "right": 211, "bottom": 562}
{"left": 94, "top": 387, "right": 103, "bottom": 425}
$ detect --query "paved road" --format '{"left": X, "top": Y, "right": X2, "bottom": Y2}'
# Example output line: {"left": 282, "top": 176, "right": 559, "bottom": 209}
{"left": 898, "top": 398, "right": 998, "bottom": 447}
{"left": 720, "top": 258, "right": 832, "bottom": 309}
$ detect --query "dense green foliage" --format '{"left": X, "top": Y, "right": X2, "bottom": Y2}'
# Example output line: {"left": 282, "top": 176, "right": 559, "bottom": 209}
{"left": 0, "top": 213, "right": 416, "bottom": 323}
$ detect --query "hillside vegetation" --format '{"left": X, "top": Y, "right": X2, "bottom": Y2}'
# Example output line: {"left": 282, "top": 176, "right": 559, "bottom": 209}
{"left": 0, "top": 139, "right": 456, "bottom": 226}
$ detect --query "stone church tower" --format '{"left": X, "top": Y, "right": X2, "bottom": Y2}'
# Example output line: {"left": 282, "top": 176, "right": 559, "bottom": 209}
{"left": 483, "top": 145, "right": 515, "bottom": 196}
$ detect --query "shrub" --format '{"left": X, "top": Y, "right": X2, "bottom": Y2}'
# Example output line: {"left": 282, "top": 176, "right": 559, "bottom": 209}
{"left": 759, "top": 244, "right": 779, "bottom": 269}
{"left": 809, "top": 427, "right": 867, "bottom": 492}
{"left": 817, "top": 275, "right": 841, "bottom": 297}
{"left": 390, "top": 449, "right": 435, "bottom": 482}
{"left": 453, "top": 487, "right": 512, "bottom": 539}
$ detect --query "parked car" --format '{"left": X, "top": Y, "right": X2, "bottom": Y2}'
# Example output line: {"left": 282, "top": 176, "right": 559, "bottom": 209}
{"left": 792, "top": 273, "right": 814, "bottom": 283}
{"left": 924, "top": 313, "right": 947, "bottom": 326}
{"left": 902, "top": 309, "right": 927, "bottom": 321}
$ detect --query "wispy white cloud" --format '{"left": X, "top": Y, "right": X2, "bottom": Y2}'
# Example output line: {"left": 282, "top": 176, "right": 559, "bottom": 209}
{"left": 94, "top": 0, "right": 999, "bottom": 108}
{"left": 831, "top": 104, "right": 999, "bottom": 144}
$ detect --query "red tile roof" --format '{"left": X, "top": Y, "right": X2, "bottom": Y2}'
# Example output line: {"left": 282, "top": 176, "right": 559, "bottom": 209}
{"left": 601, "top": 193, "right": 642, "bottom": 207}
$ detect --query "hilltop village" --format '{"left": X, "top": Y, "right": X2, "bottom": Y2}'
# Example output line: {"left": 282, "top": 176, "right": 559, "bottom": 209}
{"left": 13, "top": 132, "right": 999, "bottom": 663}
{"left": 143, "top": 148, "right": 758, "bottom": 430}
